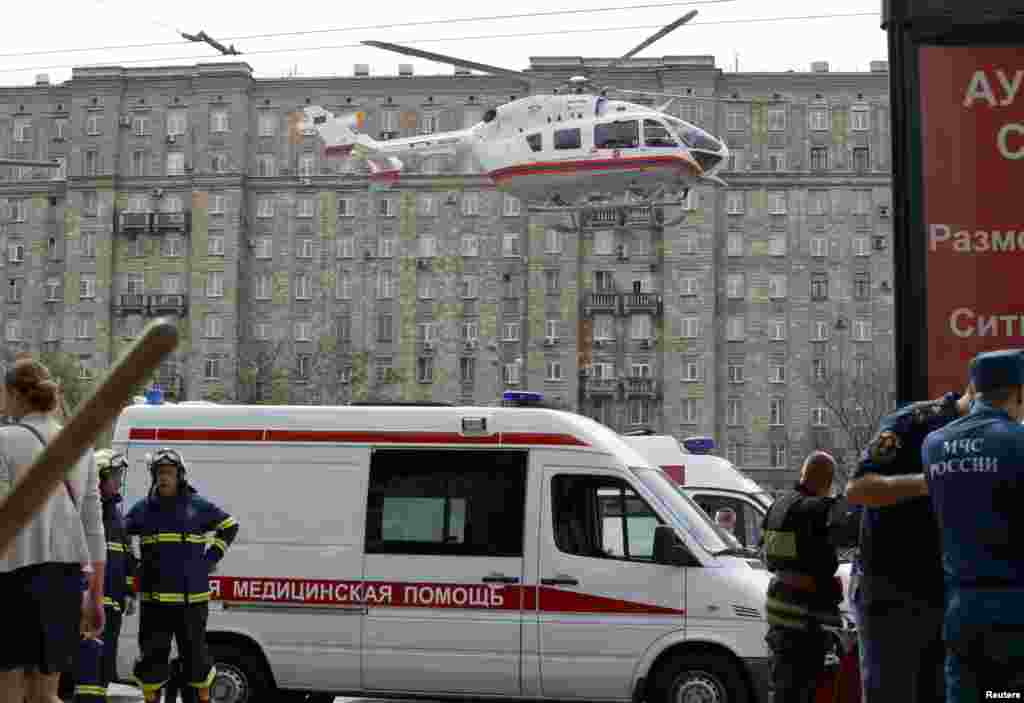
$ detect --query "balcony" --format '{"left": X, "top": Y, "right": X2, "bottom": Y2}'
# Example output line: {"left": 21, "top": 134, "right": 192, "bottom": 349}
{"left": 149, "top": 294, "right": 187, "bottom": 316}
{"left": 585, "top": 292, "right": 620, "bottom": 315}
{"left": 623, "top": 293, "right": 662, "bottom": 313}
{"left": 115, "top": 294, "right": 147, "bottom": 314}
{"left": 585, "top": 378, "right": 618, "bottom": 396}
{"left": 119, "top": 212, "right": 151, "bottom": 232}
{"left": 153, "top": 211, "right": 189, "bottom": 232}
{"left": 625, "top": 377, "right": 658, "bottom": 396}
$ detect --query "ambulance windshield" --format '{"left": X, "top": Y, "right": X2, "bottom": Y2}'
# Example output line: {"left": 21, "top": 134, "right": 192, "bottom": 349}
{"left": 631, "top": 466, "right": 730, "bottom": 554}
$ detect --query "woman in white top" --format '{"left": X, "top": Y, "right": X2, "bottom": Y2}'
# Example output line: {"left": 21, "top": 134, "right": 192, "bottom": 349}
{"left": 0, "top": 359, "right": 105, "bottom": 703}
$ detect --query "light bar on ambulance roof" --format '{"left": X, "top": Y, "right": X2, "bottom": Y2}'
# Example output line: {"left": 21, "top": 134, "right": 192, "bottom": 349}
{"left": 682, "top": 436, "right": 715, "bottom": 454}
{"left": 502, "top": 390, "right": 544, "bottom": 407}
{"left": 144, "top": 387, "right": 164, "bottom": 405}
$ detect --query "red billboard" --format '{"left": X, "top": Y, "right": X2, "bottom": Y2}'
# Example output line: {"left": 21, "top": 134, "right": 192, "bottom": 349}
{"left": 919, "top": 46, "right": 1024, "bottom": 398}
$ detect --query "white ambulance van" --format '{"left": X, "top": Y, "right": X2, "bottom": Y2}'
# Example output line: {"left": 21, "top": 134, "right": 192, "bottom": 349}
{"left": 111, "top": 396, "right": 775, "bottom": 703}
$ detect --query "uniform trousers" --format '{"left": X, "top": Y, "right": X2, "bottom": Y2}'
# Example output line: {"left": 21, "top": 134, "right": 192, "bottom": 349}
{"left": 134, "top": 602, "right": 214, "bottom": 695}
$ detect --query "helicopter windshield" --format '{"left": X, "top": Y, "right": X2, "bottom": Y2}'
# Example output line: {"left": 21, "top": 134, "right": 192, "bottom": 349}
{"left": 643, "top": 119, "right": 678, "bottom": 147}
{"left": 664, "top": 116, "right": 722, "bottom": 153}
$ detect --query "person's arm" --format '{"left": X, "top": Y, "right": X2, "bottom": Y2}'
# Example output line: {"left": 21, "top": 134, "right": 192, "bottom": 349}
{"left": 846, "top": 473, "right": 929, "bottom": 507}
{"left": 80, "top": 451, "right": 106, "bottom": 600}
{"left": 201, "top": 499, "right": 240, "bottom": 568}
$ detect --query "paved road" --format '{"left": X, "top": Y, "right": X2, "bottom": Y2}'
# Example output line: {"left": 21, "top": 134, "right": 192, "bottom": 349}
{"left": 109, "top": 684, "right": 411, "bottom": 703}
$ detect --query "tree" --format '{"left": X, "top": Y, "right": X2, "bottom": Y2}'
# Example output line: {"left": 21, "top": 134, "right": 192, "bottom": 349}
{"left": 805, "top": 354, "right": 898, "bottom": 483}
{"left": 37, "top": 351, "right": 94, "bottom": 417}
{"left": 238, "top": 340, "right": 292, "bottom": 404}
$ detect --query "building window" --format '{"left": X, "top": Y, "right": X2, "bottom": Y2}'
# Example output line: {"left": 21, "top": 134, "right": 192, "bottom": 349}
{"left": 298, "top": 155, "right": 315, "bottom": 177}
{"left": 808, "top": 108, "right": 830, "bottom": 131}
{"left": 132, "top": 115, "right": 149, "bottom": 137}
{"left": 630, "top": 314, "right": 652, "bottom": 341}
{"left": 853, "top": 147, "right": 870, "bottom": 171}
{"left": 681, "top": 316, "right": 700, "bottom": 339}
{"left": 854, "top": 189, "right": 872, "bottom": 215}
{"left": 417, "top": 357, "right": 434, "bottom": 383}
{"left": 459, "top": 275, "right": 479, "bottom": 299}
{"left": 295, "top": 321, "right": 313, "bottom": 341}
{"left": 813, "top": 321, "right": 830, "bottom": 341}
{"left": 460, "top": 235, "right": 479, "bottom": 257}
{"left": 808, "top": 190, "right": 827, "bottom": 215}
{"left": 812, "top": 358, "right": 828, "bottom": 381}
{"left": 726, "top": 443, "right": 743, "bottom": 467}
{"left": 336, "top": 237, "right": 354, "bottom": 259}
{"left": 460, "top": 358, "right": 475, "bottom": 383}
{"left": 297, "top": 198, "right": 315, "bottom": 218}
{"left": 295, "top": 354, "right": 311, "bottom": 380}
{"left": 854, "top": 272, "right": 871, "bottom": 300}
{"left": 204, "top": 357, "right": 221, "bottom": 380}
{"left": 378, "top": 314, "right": 393, "bottom": 342}
{"left": 295, "top": 274, "right": 312, "bottom": 300}
{"left": 854, "top": 237, "right": 870, "bottom": 257}
{"left": 810, "top": 237, "right": 827, "bottom": 258}
{"left": 504, "top": 195, "right": 521, "bottom": 217}
{"left": 54, "top": 119, "right": 68, "bottom": 140}
{"left": 682, "top": 399, "right": 699, "bottom": 425}
{"left": 728, "top": 364, "right": 744, "bottom": 384}
{"left": 204, "top": 315, "right": 223, "bottom": 339}
{"left": 256, "top": 155, "right": 274, "bottom": 177}
{"left": 680, "top": 276, "right": 698, "bottom": 297}
{"left": 5, "top": 319, "right": 22, "bottom": 341}
{"left": 503, "top": 233, "right": 521, "bottom": 257}
{"left": 418, "top": 274, "right": 434, "bottom": 300}
{"left": 503, "top": 362, "right": 521, "bottom": 385}
{"left": 208, "top": 234, "right": 225, "bottom": 256}
{"left": 810, "top": 274, "right": 829, "bottom": 300}
{"left": 770, "top": 363, "right": 786, "bottom": 383}
{"left": 769, "top": 320, "right": 786, "bottom": 341}
{"left": 503, "top": 323, "right": 520, "bottom": 341}
{"left": 767, "top": 107, "right": 786, "bottom": 132}
{"left": 376, "top": 361, "right": 394, "bottom": 384}
{"left": 769, "top": 191, "right": 787, "bottom": 214}
{"left": 726, "top": 110, "right": 745, "bottom": 131}
{"left": 257, "top": 198, "right": 274, "bottom": 218}
{"left": 163, "top": 236, "right": 184, "bottom": 258}
{"left": 726, "top": 191, "right": 744, "bottom": 215}
{"left": 45, "top": 277, "right": 60, "bottom": 301}
{"left": 417, "top": 194, "right": 435, "bottom": 216}
{"left": 769, "top": 236, "right": 786, "bottom": 257}
{"left": 727, "top": 316, "right": 745, "bottom": 341}
{"left": 378, "top": 198, "right": 394, "bottom": 217}
{"left": 161, "top": 274, "right": 182, "bottom": 294}
{"left": 210, "top": 110, "right": 229, "bottom": 133}
{"left": 726, "top": 273, "right": 744, "bottom": 299}
{"left": 210, "top": 194, "right": 226, "bottom": 214}
{"left": 545, "top": 229, "right": 562, "bottom": 254}
{"left": 75, "top": 315, "right": 93, "bottom": 339}
{"left": 810, "top": 147, "right": 829, "bottom": 171}
{"left": 853, "top": 320, "right": 873, "bottom": 341}
{"left": 851, "top": 106, "right": 870, "bottom": 131}
{"left": 545, "top": 361, "right": 562, "bottom": 381}
{"left": 378, "top": 238, "right": 394, "bottom": 258}
{"left": 594, "top": 231, "right": 614, "bottom": 255}
{"left": 461, "top": 192, "right": 480, "bottom": 216}
{"left": 812, "top": 408, "right": 828, "bottom": 427}
{"left": 767, "top": 151, "right": 785, "bottom": 172}
{"left": 727, "top": 234, "right": 743, "bottom": 257}
{"left": 84, "top": 150, "right": 99, "bottom": 176}
{"left": 206, "top": 272, "right": 224, "bottom": 298}
{"left": 727, "top": 399, "right": 743, "bottom": 427}
{"left": 166, "top": 152, "right": 185, "bottom": 176}
{"left": 727, "top": 150, "right": 742, "bottom": 171}
{"left": 461, "top": 321, "right": 479, "bottom": 342}
{"left": 258, "top": 112, "right": 276, "bottom": 137}
{"left": 7, "top": 278, "right": 24, "bottom": 303}
{"left": 417, "top": 235, "right": 437, "bottom": 258}
{"left": 770, "top": 399, "right": 785, "bottom": 426}
{"left": 80, "top": 233, "right": 96, "bottom": 258}
{"left": 254, "top": 275, "right": 271, "bottom": 300}
{"left": 254, "top": 238, "right": 272, "bottom": 259}
{"left": 336, "top": 270, "right": 353, "bottom": 299}
{"left": 770, "top": 443, "right": 788, "bottom": 468}
{"left": 682, "top": 360, "right": 700, "bottom": 382}
{"left": 45, "top": 318, "right": 59, "bottom": 342}
{"left": 378, "top": 270, "right": 394, "bottom": 298}
{"left": 769, "top": 275, "right": 787, "bottom": 299}
{"left": 79, "top": 275, "right": 96, "bottom": 299}
{"left": 131, "top": 150, "right": 146, "bottom": 176}
{"left": 86, "top": 114, "right": 102, "bottom": 135}
{"left": 167, "top": 110, "right": 187, "bottom": 136}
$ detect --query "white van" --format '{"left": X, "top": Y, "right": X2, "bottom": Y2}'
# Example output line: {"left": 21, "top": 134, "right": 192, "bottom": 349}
{"left": 112, "top": 400, "right": 775, "bottom": 703}
{"left": 619, "top": 433, "right": 855, "bottom": 617}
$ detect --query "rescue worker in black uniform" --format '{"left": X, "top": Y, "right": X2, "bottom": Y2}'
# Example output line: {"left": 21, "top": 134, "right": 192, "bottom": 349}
{"left": 762, "top": 451, "right": 858, "bottom": 703}
{"left": 125, "top": 449, "right": 239, "bottom": 703}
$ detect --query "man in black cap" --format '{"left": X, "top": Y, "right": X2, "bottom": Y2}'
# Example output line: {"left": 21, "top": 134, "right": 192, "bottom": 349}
{"left": 845, "top": 369, "right": 974, "bottom": 703}
{"left": 921, "top": 349, "right": 1024, "bottom": 701}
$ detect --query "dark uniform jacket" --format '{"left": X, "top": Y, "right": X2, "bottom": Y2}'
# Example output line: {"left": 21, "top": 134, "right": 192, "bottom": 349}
{"left": 762, "top": 484, "right": 849, "bottom": 630}
{"left": 855, "top": 392, "right": 961, "bottom": 610}
{"left": 125, "top": 483, "right": 239, "bottom": 605}
{"left": 922, "top": 401, "right": 1024, "bottom": 639}
{"left": 102, "top": 494, "right": 136, "bottom": 612}
{"left": 72, "top": 637, "right": 105, "bottom": 701}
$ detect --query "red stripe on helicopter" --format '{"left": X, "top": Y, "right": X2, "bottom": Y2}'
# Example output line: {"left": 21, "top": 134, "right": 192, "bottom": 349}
{"left": 488, "top": 154, "right": 697, "bottom": 181}
{"left": 127, "top": 428, "right": 587, "bottom": 446}
{"left": 206, "top": 576, "right": 685, "bottom": 616}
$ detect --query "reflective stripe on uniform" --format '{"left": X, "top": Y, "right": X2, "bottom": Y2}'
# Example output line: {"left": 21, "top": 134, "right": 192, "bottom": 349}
{"left": 188, "top": 666, "right": 217, "bottom": 688}
{"left": 107, "top": 541, "right": 126, "bottom": 552}
{"left": 216, "top": 516, "right": 237, "bottom": 530}
{"left": 141, "top": 532, "right": 210, "bottom": 545}
{"left": 766, "top": 594, "right": 843, "bottom": 628}
{"left": 210, "top": 538, "right": 227, "bottom": 554}
{"left": 130, "top": 675, "right": 168, "bottom": 694}
{"left": 763, "top": 529, "right": 798, "bottom": 559}
{"left": 140, "top": 591, "right": 212, "bottom": 604}
{"left": 102, "top": 596, "right": 122, "bottom": 612}
{"left": 74, "top": 684, "right": 108, "bottom": 697}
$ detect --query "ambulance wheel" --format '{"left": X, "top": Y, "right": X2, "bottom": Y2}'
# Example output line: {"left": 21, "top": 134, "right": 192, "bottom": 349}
{"left": 208, "top": 643, "right": 271, "bottom": 703}
{"left": 650, "top": 651, "right": 748, "bottom": 703}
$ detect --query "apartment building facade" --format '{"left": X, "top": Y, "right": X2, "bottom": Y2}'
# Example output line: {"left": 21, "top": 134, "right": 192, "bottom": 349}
{"left": 0, "top": 57, "right": 892, "bottom": 487}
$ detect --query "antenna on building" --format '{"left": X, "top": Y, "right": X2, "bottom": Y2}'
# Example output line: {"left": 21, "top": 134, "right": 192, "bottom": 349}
{"left": 181, "top": 30, "right": 241, "bottom": 56}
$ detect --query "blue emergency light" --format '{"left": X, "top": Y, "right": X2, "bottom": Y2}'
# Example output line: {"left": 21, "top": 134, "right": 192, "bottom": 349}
{"left": 144, "top": 387, "right": 164, "bottom": 405}
{"left": 502, "top": 390, "right": 544, "bottom": 406}
{"left": 682, "top": 436, "right": 715, "bottom": 454}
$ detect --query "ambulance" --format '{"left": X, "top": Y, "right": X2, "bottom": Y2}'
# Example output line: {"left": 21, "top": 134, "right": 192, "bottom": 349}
{"left": 111, "top": 393, "right": 776, "bottom": 703}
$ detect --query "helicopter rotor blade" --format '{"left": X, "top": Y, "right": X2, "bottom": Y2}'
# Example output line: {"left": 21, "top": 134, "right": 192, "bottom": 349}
{"left": 604, "top": 9, "right": 698, "bottom": 71}
{"left": 361, "top": 40, "right": 545, "bottom": 86}
{"left": 599, "top": 87, "right": 784, "bottom": 104}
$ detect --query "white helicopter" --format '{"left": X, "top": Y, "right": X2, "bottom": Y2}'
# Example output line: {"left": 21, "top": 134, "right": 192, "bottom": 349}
{"left": 303, "top": 9, "right": 730, "bottom": 228}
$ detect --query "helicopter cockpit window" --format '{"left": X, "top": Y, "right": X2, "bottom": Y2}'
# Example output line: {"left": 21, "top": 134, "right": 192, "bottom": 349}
{"left": 594, "top": 120, "right": 639, "bottom": 149}
{"left": 665, "top": 117, "right": 721, "bottom": 153}
{"left": 643, "top": 119, "right": 677, "bottom": 147}
{"left": 526, "top": 133, "right": 543, "bottom": 152}
{"left": 554, "top": 128, "right": 582, "bottom": 150}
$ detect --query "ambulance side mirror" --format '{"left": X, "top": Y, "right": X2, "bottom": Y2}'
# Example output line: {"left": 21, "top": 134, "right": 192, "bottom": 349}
{"left": 653, "top": 525, "right": 696, "bottom": 567}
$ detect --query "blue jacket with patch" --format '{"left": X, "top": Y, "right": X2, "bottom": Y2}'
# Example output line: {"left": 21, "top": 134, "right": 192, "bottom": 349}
{"left": 922, "top": 401, "right": 1024, "bottom": 640}
{"left": 853, "top": 391, "right": 961, "bottom": 607}
{"left": 125, "top": 483, "right": 239, "bottom": 605}
{"left": 102, "top": 494, "right": 137, "bottom": 611}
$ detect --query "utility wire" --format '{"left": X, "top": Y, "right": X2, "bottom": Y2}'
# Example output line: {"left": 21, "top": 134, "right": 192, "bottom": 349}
{"left": 0, "top": 11, "right": 878, "bottom": 76}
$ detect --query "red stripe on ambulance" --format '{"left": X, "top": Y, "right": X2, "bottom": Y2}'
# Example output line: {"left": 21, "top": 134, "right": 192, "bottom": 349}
{"left": 128, "top": 428, "right": 587, "bottom": 446}
{"left": 208, "top": 577, "right": 683, "bottom": 616}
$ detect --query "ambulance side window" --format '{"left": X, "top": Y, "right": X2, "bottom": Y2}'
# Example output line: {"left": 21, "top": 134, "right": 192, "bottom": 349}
{"left": 364, "top": 449, "right": 527, "bottom": 557}
{"left": 554, "top": 128, "right": 581, "bottom": 150}
{"left": 552, "top": 474, "right": 663, "bottom": 562}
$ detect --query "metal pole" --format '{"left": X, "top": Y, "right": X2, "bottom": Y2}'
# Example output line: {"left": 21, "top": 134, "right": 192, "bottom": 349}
{"left": 0, "top": 158, "right": 62, "bottom": 168}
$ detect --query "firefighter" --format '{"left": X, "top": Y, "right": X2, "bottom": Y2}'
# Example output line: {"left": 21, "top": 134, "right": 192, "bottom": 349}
{"left": 125, "top": 448, "right": 239, "bottom": 703}
{"left": 921, "top": 349, "right": 1024, "bottom": 700}
{"left": 762, "top": 451, "right": 855, "bottom": 703}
